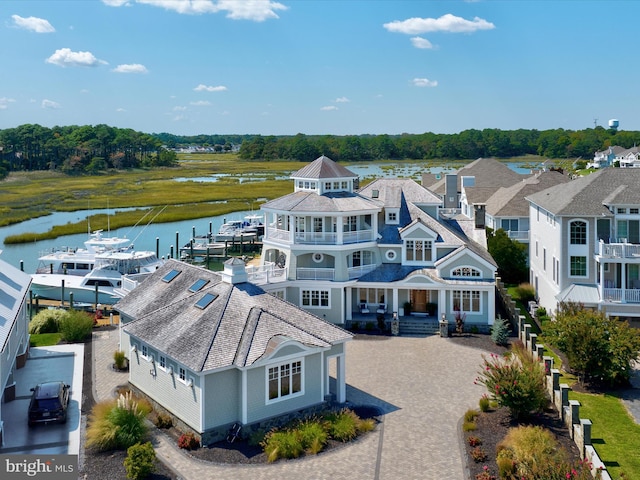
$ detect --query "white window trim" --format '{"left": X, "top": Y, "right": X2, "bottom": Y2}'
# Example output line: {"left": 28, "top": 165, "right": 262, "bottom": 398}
{"left": 568, "top": 255, "right": 588, "bottom": 278}
{"left": 450, "top": 266, "right": 481, "bottom": 278}
{"left": 385, "top": 250, "right": 396, "bottom": 261}
{"left": 265, "top": 358, "right": 305, "bottom": 405}
{"left": 301, "top": 289, "right": 330, "bottom": 309}
{"left": 404, "top": 239, "right": 433, "bottom": 264}
{"left": 178, "top": 366, "right": 188, "bottom": 384}
{"left": 451, "top": 290, "right": 482, "bottom": 314}
{"left": 312, "top": 252, "right": 324, "bottom": 263}
{"left": 157, "top": 355, "right": 167, "bottom": 371}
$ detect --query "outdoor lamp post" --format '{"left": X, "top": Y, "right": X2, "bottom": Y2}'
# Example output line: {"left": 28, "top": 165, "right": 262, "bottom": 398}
{"left": 391, "top": 311, "right": 399, "bottom": 336}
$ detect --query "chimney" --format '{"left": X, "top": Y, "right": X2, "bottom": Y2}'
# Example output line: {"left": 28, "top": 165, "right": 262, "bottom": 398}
{"left": 444, "top": 174, "right": 458, "bottom": 209}
{"left": 474, "top": 204, "right": 486, "bottom": 229}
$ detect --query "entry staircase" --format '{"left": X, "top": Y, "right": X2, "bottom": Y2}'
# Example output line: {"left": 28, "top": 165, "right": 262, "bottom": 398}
{"left": 399, "top": 317, "right": 440, "bottom": 336}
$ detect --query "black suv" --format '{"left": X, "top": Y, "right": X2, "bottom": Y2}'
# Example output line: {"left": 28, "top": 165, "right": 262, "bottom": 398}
{"left": 28, "top": 381, "right": 70, "bottom": 426}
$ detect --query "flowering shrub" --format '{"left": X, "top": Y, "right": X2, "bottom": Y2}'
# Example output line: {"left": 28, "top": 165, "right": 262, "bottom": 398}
{"left": 475, "top": 465, "right": 497, "bottom": 480}
{"left": 467, "top": 436, "right": 482, "bottom": 447}
{"left": 478, "top": 394, "right": 491, "bottom": 412}
{"left": 178, "top": 432, "right": 199, "bottom": 450}
{"left": 470, "top": 446, "right": 488, "bottom": 463}
{"left": 474, "top": 343, "right": 546, "bottom": 420}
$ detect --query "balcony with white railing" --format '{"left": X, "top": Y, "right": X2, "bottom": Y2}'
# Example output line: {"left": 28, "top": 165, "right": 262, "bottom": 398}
{"left": 245, "top": 262, "right": 287, "bottom": 285}
{"left": 505, "top": 230, "right": 529, "bottom": 241}
{"left": 266, "top": 227, "right": 374, "bottom": 246}
{"left": 598, "top": 240, "right": 640, "bottom": 259}
{"left": 602, "top": 288, "right": 640, "bottom": 303}
{"left": 348, "top": 263, "right": 377, "bottom": 280}
{"left": 296, "top": 267, "right": 335, "bottom": 281}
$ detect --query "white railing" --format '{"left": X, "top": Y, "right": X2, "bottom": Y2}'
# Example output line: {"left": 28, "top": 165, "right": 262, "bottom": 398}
{"left": 294, "top": 232, "right": 337, "bottom": 245}
{"left": 599, "top": 241, "right": 640, "bottom": 259}
{"left": 343, "top": 229, "right": 374, "bottom": 244}
{"left": 348, "top": 264, "right": 377, "bottom": 279}
{"left": 246, "top": 262, "right": 287, "bottom": 285}
{"left": 506, "top": 230, "right": 529, "bottom": 241}
{"left": 603, "top": 288, "right": 640, "bottom": 303}
{"left": 265, "top": 227, "right": 373, "bottom": 245}
{"left": 296, "top": 267, "right": 335, "bottom": 280}
{"left": 266, "top": 227, "right": 290, "bottom": 242}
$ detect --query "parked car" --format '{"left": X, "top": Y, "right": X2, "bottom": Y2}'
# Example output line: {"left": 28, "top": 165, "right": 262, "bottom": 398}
{"left": 28, "top": 381, "right": 70, "bottom": 426}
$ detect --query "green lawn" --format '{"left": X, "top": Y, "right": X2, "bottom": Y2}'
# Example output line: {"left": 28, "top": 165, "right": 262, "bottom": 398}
{"left": 569, "top": 391, "right": 640, "bottom": 479}
{"left": 30, "top": 333, "right": 62, "bottom": 347}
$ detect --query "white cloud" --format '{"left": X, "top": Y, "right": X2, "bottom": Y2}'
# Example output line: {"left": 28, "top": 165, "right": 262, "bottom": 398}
{"left": 384, "top": 14, "right": 495, "bottom": 35}
{"left": 215, "top": 0, "right": 287, "bottom": 21}
{"left": 411, "top": 37, "right": 434, "bottom": 49}
{"left": 46, "top": 48, "right": 107, "bottom": 67}
{"left": 173, "top": 106, "right": 187, "bottom": 111}
{"left": 102, "top": 0, "right": 130, "bottom": 5}
{"left": 42, "top": 99, "right": 61, "bottom": 109}
{"left": 412, "top": 78, "right": 438, "bottom": 88}
{"left": 11, "top": 15, "right": 55, "bottom": 33}
{"left": 80, "top": 89, "right": 90, "bottom": 94}
{"left": 120, "top": 0, "right": 287, "bottom": 20}
{"left": 194, "top": 84, "right": 227, "bottom": 92}
{"left": 173, "top": 114, "right": 186, "bottom": 121}
{"left": 116, "top": 107, "right": 126, "bottom": 112}
{"left": 335, "top": 97, "right": 350, "bottom": 103}
{"left": 190, "top": 100, "right": 211, "bottom": 106}
{"left": 321, "top": 105, "right": 338, "bottom": 111}
{"left": 112, "top": 63, "right": 148, "bottom": 73}
{"left": 0, "top": 98, "right": 16, "bottom": 110}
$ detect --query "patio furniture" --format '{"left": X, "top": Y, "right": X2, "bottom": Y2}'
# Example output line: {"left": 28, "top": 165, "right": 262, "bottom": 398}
{"left": 360, "top": 303, "right": 370, "bottom": 314}
{"left": 376, "top": 303, "right": 386, "bottom": 314}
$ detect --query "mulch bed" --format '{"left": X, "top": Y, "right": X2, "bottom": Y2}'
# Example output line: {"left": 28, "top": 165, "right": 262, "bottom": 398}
{"left": 463, "top": 405, "right": 583, "bottom": 480}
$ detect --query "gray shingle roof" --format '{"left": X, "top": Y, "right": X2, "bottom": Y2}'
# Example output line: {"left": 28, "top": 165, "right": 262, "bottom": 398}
{"left": 359, "top": 178, "right": 442, "bottom": 206}
{"left": 526, "top": 168, "right": 640, "bottom": 216}
{"left": 486, "top": 170, "right": 570, "bottom": 217}
{"left": 262, "top": 190, "right": 380, "bottom": 213}
{"left": 118, "top": 260, "right": 352, "bottom": 372}
{"left": 422, "top": 158, "right": 529, "bottom": 196}
{"left": 292, "top": 155, "right": 357, "bottom": 179}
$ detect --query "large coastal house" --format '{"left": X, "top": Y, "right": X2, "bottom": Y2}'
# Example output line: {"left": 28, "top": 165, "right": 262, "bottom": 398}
{"left": 0, "top": 254, "right": 31, "bottom": 446}
{"left": 115, "top": 258, "right": 352, "bottom": 445}
{"left": 587, "top": 146, "right": 625, "bottom": 169}
{"left": 526, "top": 168, "right": 640, "bottom": 321}
{"left": 256, "top": 155, "right": 498, "bottom": 332}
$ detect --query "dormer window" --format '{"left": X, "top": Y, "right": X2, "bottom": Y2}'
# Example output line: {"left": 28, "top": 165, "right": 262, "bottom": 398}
{"left": 372, "top": 190, "right": 379, "bottom": 199}
{"left": 405, "top": 240, "right": 432, "bottom": 262}
{"left": 386, "top": 210, "right": 398, "bottom": 224}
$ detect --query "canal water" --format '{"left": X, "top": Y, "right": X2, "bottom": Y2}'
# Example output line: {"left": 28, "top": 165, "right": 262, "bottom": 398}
{"left": 0, "top": 161, "right": 537, "bottom": 273}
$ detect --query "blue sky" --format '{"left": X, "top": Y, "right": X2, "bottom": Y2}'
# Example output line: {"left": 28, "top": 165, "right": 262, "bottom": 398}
{"left": 1, "top": 1, "right": 639, "bottom": 136}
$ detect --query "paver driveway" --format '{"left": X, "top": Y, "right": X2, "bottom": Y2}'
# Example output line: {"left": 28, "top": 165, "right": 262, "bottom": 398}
{"left": 94, "top": 330, "right": 489, "bottom": 480}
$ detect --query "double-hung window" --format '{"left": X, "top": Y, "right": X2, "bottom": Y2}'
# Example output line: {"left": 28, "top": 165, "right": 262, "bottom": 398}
{"left": 570, "top": 256, "right": 587, "bottom": 277}
{"left": 406, "top": 240, "right": 432, "bottom": 262}
{"left": 301, "top": 289, "right": 329, "bottom": 307}
{"left": 570, "top": 221, "right": 587, "bottom": 245}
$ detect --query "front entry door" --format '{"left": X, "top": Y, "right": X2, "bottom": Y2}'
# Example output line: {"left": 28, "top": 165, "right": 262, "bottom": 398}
{"left": 411, "top": 290, "right": 427, "bottom": 313}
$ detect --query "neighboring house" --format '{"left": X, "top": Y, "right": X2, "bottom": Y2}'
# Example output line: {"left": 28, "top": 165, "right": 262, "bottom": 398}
{"left": 256, "top": 155, "right": 497, "bottom": 331}
{"left": 526, "top": 168, "right": 640, "bottom": 320}
{"left": 115, "top": 258, "right": 352, "bottom": 445}
{"left": 422, "top": 157, "right": 528, "bottom": 212}
{"left": 587, "top": 145, "right": 625, "bottom": 169}
{"left": 616, "top": 146, "right": 640, "bottom": 168}
{"left": 484, "top": 170, "right": 571, "bottom": 245}
{"left": 0, "top": 254, "right": 31, "bottom": 446}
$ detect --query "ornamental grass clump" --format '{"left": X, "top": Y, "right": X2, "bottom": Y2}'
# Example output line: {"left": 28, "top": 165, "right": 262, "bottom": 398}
{"left": 496, "top": 425, "right": 598, "bottom": 480}
{"left": 474, "top": 343, "right": 546, "bottom": 420}
{"left": 86, "top": 392, "right": 151, "bottom": 451}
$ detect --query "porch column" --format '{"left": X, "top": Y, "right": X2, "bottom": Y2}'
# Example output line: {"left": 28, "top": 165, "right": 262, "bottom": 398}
{"left": 346, "top": 287, "right": 353, "bottom": 321}
{"left": 337, "top": 214, "right": 344, "bottom": 245}
{"left": 392, "top": 288, "right": 399, "bottom": 315}
{"left": 288, "top": 214, "right": 295, "bottom": 243}
{"left": 487, "top": 287, "right": 496, "bottom": 325}
{"left": 622, "top": 262, "right": 627, "bottom": 302}
{"left": 336, "top": 354, "right": 346, "bottom": 403}
{"left": 598, "top": 259, "right": 604, "bottom": 301}
{"left": 438, "top": 289, "right": 447, "bottom": 319}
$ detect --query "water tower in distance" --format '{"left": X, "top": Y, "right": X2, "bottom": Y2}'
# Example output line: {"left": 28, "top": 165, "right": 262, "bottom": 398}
{"left": 608, "top": 119, "right": 620, "bottom": 132}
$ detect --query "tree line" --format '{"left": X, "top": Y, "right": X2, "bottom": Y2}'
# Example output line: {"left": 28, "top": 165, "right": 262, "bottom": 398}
{"left": 0, "top": 124, "right": 178, "bottom": 178}
{"left": 237, "top": 127, "right": 640, "bottom": 162}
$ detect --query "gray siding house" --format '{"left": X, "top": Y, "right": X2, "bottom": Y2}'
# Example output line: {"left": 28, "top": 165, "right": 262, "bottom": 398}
{"left": 0, "top": 255, "right": 31, "bottom": 446}
{"left": 527, "top": 168, "right": 640, "bottom": 320}
{"left": 115, "top": 258, "right": 352, "bottom": 445}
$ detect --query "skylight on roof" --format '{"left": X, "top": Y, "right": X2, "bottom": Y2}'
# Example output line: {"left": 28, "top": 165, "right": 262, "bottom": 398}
{"left": 189, "top": 279, "right": 209, "bottom": 293}
{"left": 372, "top": 189, "right": 379, "bottom": 198}
{"left": 195, "top": 293, "right": 218, "bottom": 309}
{"left": 162, "top": 269, "right": 181, "bottom": 283}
